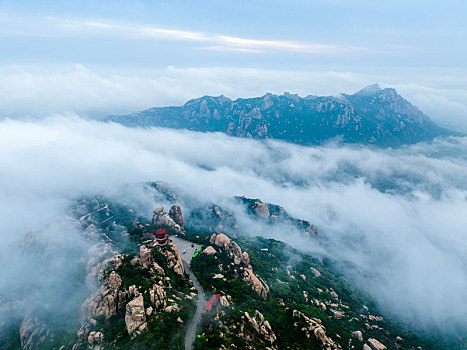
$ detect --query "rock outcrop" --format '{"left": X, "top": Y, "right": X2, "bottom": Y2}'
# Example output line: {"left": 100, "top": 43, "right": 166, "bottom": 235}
{"left": 84, "top": 252, "right": 124, "bottom": 320}
{"left": 150, "top": 282, "right": 167, "bottom": 309}
{"left": 125, "top": 295, "right": 146, "bottom": 335}
{"left": 202, "top": 246, "right": 217, "bottom": 255}
{"left": 310, "top": 267, "right": 321, "bottom": 277}
{"left": 237, "top": 196, "right": 319, "bottom": 238}
{"left": 210, "top": 232, "right": 269, "bottom": 297}
{"left": 292, "top": 309, "right": 342, "bottom": 350}
{"left": 20, "top": 315, "right": 46, "bottom": 350}
{"left": 87, "top": 331, "right": 104, "bottom": 349}
{"left": 243, "top": 266, "right": 269, "bottom": 298}
{"left": 241, "top": 252, "right": 250, "bottom": 266}
{"left": 151, "top": 206, "right": 182, "bottom": 233}
{"left": 367, "top": 338, "right": 387, "bottom": 350}
{"left": 139, "top": 245, "right": 152, "bottom": 267}
{"left": 351, "top": 330, "right": 363, "bottom": 342}
{"left": 252, "top": 201, "right": 270, "bottom": 218}
{"left": 210, "top": 232, "right": 231, "bottom": 249}
{"left": 244, "top": 310, "right": 277, "bottom": 347}
{"left": 220, "top": 295, "right": 230, "bottom": 307}
{"left": 169, "top": 204, "right": 184, "bottom": 229}
{"left": 162, "top": 242, "right": 185, "bottom": 275}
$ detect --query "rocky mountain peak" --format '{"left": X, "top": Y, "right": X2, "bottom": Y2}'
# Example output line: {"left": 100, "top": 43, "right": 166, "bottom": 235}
{"left": 106, "top": 84, "right": 455, "bottom": 146}
{"left": 283, "top": 91, "right": 301, "bottom": 101}
{"left": 184, "top": 94, "right": 232, "bottom": 107}
{"left": 378, "top": 87, "right": 399, "bottom": 101}
{"left": 353, "top": 83, "right": 382, "bottom": 96}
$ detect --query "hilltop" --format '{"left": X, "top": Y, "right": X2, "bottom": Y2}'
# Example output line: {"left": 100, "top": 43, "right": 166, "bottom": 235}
{"left": 0, "top": 183, "right": 460, "bottom": 350}
{"left": 106, "top": 84, "right": 455, "bottom": 146}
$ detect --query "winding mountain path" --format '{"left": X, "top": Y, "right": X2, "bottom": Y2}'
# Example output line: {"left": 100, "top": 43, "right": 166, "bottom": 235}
{"left": 170, "top": 236, "right": 206, "bottom": 350}
{"left": 182, "top": 260, "right": 206, "bottom": 350}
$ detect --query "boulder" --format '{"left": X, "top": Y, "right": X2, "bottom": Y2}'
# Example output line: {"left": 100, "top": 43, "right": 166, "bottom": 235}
{"left": 83, "top": 270, "right": 122, "bottom": 320}
{"left": 150, "top": 262, "right": 165, "bottom": 275}
{"left": 169, "top": 205, "right": 184, "bottom": 229}
{"left": 152, "top": 208, "right": 182, "bottom": 233}
{"left": 125, "top": 295, "right": 146, "bottom": 335}
{"left": 203, "top": 246, "right": 217, "bottom": 255}
{"left": 244, "top": 310, "right": 277, "bottom": 345}
{"left": 106, "top": 271, "right": 122, "bottom": 290}
{"left": 243, "top": 266, "right": 269, "bottom": 298}
{"left": 211, "top": 232, "right": 231, "bottom": 249}
{"left": 352, "top": 330, "right": 363, "bottom": 342}
{"left": 163, "top": 242, "right": 185, "bottom": 275}
{"left": 310, "top": 267, "right": 321, "bottom": 277}
{"left": 20, "top": 315, "right": 46, "bottom": 350}
{"left": 146, "top": 306, "right": 153, "bottom": 316}
{"left": 88, "top": 331, "right": 96, "bottom": 345}
{"left": 292, "top": 310, "right": 341, "bottom": 349}
{"left": 153, "top": 206, "right": 164, "bottom": 214}
{"left": 130, "top": 256, "right": 141, "bottom": 265}
{"left": 165, "top": 305, "right": 179, "bottom": 313}
{"left": 253, "top": 202, "right": 270, "bottom": 218}
{"left": 150, "top": 283, "right": 166, "bottom": 309}
{"left": 367, "top": 338, "right": 386, "bottom": 350}
{"left": 332, "top": 310, "right": 345, "bottom": 319}
{"left": 330, "top": 290, "right": 339, "bottom": 300}
{"left": 139, "top": 245, "right": 152, "bottom": 267}
{"left": 88, "top": 331, "right": 104, "bottom": 345}
{"left": 241, "top": 252, "right": 250, "bottom": 266}
{"left": 230, "top": 241, "right": 242, "bottom": 257}
{"left": 220, "top": 296, "right": 230, "bottom": 307}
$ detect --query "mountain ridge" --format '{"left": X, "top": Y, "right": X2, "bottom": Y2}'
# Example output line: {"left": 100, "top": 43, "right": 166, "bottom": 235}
{"left": 106, "top": 85, "right": 457, "bottom": 146}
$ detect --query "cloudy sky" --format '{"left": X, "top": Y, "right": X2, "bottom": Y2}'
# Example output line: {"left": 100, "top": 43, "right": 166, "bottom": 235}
{"left": 1, "top": 2, "right": 466, "bottom": 336}
{"left": 1, "top": 0, "right": 467, "bottom": 129}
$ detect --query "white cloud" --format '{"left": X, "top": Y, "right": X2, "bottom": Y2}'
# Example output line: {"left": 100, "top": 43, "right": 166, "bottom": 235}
{"left": 46, "top": 17, "right": 354, "bottom": 54}
{"left": 215, "top": 35, "right": 344, "bottom": 53}
{"left": 394, "top": 83, "right": 467, "bottom": 131}
{"left": 0, "top": 117, "right": 466, "bottom": 334}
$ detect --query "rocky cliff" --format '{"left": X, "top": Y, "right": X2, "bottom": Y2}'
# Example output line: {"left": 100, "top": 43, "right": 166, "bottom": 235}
{"left": 106, "top": 85, "right": 455, "bottom": 146}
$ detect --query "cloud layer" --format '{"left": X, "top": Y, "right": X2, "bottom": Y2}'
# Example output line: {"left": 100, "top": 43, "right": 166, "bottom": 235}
{"left": 1, "top": 65, "right": 466, "bottom": 131}
{"left": 1, "top": 116, "right": 466, "bottom": 336}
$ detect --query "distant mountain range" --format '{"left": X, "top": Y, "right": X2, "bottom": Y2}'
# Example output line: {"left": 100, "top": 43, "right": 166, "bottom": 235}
{"left": 106, "top": 84, "right": 456, "bottom": 146}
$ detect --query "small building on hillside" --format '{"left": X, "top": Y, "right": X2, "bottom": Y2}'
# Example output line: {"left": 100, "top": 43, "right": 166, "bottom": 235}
{"left": 155, "top": 228, "right": 168, "bottom": 246}
{"left": 213, "top": 294, "right": 221, "bottom": 307}
{"left": 205, "top": 300, "right": 213, "bottom": 312}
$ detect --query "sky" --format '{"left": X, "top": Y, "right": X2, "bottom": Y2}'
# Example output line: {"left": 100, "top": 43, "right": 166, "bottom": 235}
{"left": 0, "top": 0, "right": 467, "bottom": 130}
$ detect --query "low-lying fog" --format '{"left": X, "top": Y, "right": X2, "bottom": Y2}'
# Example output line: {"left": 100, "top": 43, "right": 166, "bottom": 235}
{"left": 1, "top": 116, "right": 466, "bottom": 336}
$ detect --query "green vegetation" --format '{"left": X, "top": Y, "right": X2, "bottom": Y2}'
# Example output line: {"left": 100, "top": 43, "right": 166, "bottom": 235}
{"left": 88, "top": 301, "right": 194, "bottom": 350}
{"left": 87, "top": 243, "right": 195, "bottom": 349}
{"left": 192, "top": 235, "right": 448, "bottom": 350}
{"left": 6, "top": 195, "right": 454, "bottom": 350}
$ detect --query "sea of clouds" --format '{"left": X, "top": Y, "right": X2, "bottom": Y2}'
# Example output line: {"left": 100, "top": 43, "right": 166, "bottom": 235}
{"left": 0, "top": 116, "right": 466, "bottom": 338}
